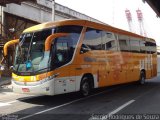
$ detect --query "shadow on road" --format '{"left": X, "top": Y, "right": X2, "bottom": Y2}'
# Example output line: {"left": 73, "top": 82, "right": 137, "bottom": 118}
{"left": 9, "top": 76, "right": 160, "bottom": 120}
{"left": 17, "top": 77, "right": 160, "bottom": 106}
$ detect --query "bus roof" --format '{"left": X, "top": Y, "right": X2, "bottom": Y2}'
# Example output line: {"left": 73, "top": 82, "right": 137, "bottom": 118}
{"left": 23, "top": 19, "right": 155, "bottom": 42}
{"left": 23, "top": 19, "right": 87, "bottom": 33}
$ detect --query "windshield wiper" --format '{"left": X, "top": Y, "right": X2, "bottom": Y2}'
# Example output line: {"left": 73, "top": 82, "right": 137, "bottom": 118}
{"left": 33, "top": 67, "right": 50, "bottom": 73}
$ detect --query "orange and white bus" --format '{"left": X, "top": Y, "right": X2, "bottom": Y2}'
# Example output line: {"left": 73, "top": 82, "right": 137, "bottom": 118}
{"left": 4, "top": 20, "right": 157, "bottom": 96}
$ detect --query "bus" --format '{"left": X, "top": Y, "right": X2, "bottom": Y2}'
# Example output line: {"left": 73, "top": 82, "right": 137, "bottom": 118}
{"left": 3, "top": 19, "right": 157, "bottom": 96}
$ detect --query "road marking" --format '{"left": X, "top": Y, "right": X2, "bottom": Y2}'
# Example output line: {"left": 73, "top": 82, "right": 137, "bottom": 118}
{"left": 89, "top": 100, "right": 135, "bottom": 120}
{"left": 104, "top": 100, "right": 135, "bottom": 119}
{"left": 0, "top": 102, "right": 11, "bottom": 107}
{"left": 0, "top": 96, "right": 40, "bottom": 107}
{"left": 7, "top": 100, "right": 18, "bottom": 104}
{"left": 0, "top": 100, "right": 24, "bottom": 107}
{"left": 18, "top": 86, "right": 124, "bottom": 120}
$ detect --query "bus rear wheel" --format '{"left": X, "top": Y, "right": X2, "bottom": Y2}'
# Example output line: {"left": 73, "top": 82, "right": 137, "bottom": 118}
{"left": 80, "top": 77, "right": 91, "bottom": 97}
{"left": 139, "top": 71, "right": 146, "bottom": 85}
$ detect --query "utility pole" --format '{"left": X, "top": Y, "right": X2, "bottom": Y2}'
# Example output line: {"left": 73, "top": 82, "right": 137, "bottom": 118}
{"left": 52, "top": 0, "right": 55, "bottom": 21}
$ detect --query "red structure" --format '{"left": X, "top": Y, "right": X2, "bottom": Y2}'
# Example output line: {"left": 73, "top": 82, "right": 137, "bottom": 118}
{"left": 136, "top": 9, "right": 147, "bottom": 37}
{"left": 125, "top": 9, "right": 133, "bottom": 32}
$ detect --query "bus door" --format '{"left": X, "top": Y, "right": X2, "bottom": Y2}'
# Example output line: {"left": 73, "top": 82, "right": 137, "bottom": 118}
{"left": 67, "top": 65, "right": 76, "bottom": 92}
{"left": 50, "top": 34, "right": 76, "bottom": 94}
{"left": 54, "top": 66, "right": 76, "bottom": 94}
{"left": 53, "top": 41, "right": 71, "bottom": 94}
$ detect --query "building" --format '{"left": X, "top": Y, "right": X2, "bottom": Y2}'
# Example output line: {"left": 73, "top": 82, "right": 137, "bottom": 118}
{"left": 0, "top": 0, "right": 104, "bottom": 44}
{"left": 143, "top": 0, "right": 160, "bottom": 17}
{"left": 0, "top": 0, "right": 104, "bottom": 75}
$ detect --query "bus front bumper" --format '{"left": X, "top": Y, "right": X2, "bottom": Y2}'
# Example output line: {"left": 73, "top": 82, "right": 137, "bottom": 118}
{"left": 12, "top": 78, "right": 55, "bottom": 95}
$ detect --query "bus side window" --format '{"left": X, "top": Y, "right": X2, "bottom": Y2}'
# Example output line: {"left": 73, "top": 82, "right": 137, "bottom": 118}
{"left": 145, "top": 41, "right": 156, "bottom": 54}
{"left": 140, "top": 40, "right": 146, "bottom": 53}
{"left": 130, "top": 37, "right": 140, "bottom": 53}
{"left": 56, "top": 42, "right": 68, "bottom": 62}
{"left": 118, "top": 35, "right": 130, "bottom": 52}
{"left": 81, "top": 28, "right": 102, "bottom": 52}
{"left": 151, "top": 42, "right": 157, "bottom": 54}
{"left": 101, "top": 31, "right": 117, "bottom": 51}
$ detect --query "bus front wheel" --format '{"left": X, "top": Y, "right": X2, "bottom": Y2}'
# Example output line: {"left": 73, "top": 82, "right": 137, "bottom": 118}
{"left": 80, "top": 77, "right": 91, "bottom": 97}
{"left": 139, "top": 71, "right": 146, "bottom": 85}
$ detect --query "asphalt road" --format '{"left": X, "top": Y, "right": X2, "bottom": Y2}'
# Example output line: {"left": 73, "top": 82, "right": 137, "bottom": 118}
{"left": 0, "top": 75, "right": 160, "bottom": 120}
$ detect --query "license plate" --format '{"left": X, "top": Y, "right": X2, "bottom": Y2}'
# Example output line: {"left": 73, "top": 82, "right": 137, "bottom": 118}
{"left": 22, "top": 88, "right": 30, "bottom": 92}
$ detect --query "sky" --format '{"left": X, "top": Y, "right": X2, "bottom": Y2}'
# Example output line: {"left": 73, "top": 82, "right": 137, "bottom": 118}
{"left": 56, "top": 0, "right": 160, "bottom": 45}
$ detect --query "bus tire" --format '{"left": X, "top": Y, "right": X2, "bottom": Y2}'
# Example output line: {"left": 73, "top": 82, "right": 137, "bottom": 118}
{"left": 139, "top": 71, "right": 146, "bottom": 85}
{"left": 80, "top": 77, "right": 91, "bottom": 97}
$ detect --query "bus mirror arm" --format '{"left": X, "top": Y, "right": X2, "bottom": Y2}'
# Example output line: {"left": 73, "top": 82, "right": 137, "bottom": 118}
{"left": 45, "top": 33, "right": 69, "bottom": 51}
{"left": 3, "top": 39, "right": 19, "bottom": 57}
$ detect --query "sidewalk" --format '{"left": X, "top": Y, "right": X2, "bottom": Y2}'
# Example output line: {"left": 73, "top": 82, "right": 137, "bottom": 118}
{"left": 0, "top": 76, "right": 12, "bottom": 86}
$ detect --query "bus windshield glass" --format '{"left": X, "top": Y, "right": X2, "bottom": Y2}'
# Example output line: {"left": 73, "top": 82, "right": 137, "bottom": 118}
{"left": 13, "top": 25, "right": 83, "bottom": 75}
{"left": 14, "top": 29, "right": 52, "bottom": 74}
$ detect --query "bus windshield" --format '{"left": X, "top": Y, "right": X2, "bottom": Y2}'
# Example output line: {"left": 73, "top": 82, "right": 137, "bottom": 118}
{"left": 13, "top": 25, "right": 83, "bottom": 75}
{"left": 14, "top": 29, "right": 52, "bottom": 74}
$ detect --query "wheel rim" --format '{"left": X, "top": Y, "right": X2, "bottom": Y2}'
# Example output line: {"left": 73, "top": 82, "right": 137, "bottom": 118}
{"left": 82, "top": 82, "right": 89, "bottom": 96}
